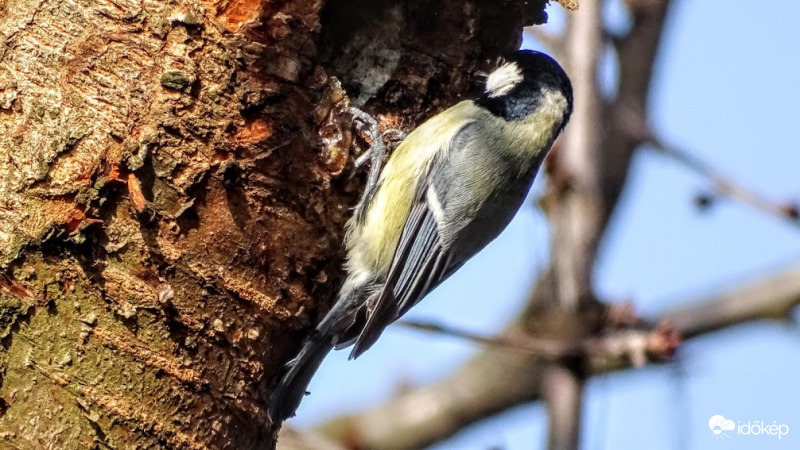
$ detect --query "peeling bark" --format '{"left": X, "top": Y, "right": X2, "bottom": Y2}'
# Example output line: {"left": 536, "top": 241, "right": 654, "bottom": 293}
{"left": 0, "top": 0, "right": 551, "bottom": 448}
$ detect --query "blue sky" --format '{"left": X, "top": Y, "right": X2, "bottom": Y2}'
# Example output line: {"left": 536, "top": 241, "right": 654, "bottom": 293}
{"left": 288, "top": 1, "right": 800, "bottom": 449}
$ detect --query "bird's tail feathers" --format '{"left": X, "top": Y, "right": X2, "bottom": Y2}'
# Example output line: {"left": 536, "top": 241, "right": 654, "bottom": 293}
{"left": 349, "top": 289, "right": 396, "bottom": 360}
{"left": 267, "top": 334, "right": 332, "bottom": 424}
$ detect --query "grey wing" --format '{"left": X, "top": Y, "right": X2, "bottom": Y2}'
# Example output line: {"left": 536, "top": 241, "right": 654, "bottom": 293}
{"left": 349, "top": 123, "right": 479, "bottom": 359}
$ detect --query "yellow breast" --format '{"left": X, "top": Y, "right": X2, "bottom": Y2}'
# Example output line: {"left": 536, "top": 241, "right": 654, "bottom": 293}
{"left": 344, "top": 101, "right": 477, "bottom": 276}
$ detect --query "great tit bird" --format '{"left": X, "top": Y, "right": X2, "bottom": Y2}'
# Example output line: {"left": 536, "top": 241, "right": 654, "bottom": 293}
{"left": 268, "top": 49, "right": 573, "bottom": 423}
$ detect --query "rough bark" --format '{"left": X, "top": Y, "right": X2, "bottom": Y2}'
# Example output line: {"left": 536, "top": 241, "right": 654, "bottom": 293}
{"left": 0, "top": 0, "right": 552, "bottom": 448}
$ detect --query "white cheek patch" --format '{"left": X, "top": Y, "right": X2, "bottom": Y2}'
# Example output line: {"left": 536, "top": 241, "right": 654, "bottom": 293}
{"left": 485, "top": 61, "right": 523, "bottom": 98}
{"left": 539, "top": 88, "right": 569, "bottom": 118}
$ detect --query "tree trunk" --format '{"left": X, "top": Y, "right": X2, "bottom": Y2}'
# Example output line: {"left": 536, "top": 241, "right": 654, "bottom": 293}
{"left": 0, "top": 0, "right": 549, "bottom": 448}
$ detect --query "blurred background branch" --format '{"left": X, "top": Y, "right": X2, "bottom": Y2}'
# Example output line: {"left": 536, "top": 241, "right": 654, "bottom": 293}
{"left": 308, "top": 265, "right": 800, "bottom": 449}
{"left": 646, "top": 134, "right": 800, "bottom": 229}
{"left": 616, "top": 105, "right": 800, "bottom": 230}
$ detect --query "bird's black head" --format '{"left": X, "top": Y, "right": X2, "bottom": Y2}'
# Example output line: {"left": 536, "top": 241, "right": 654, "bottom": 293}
{"left": 476, "top": 50, "right": 573, "bottom": 125}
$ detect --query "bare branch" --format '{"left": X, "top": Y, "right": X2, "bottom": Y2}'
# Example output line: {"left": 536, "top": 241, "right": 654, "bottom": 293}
{"left": 548, "top": 0, "right": 605, "bottom": 312}
{"left": 602, "top": 0, "right": 673, "bottom": 221}
{"left": 543, "top": 364, "right": 582, "bottom": 450}
{"left": 664, "top": 265, "right": 800, "bottom": 338}
{"left": 278, "top": 426, "right": 346, "bottom": 450}
{"left": 648, "top": 136, "right": 800, "bottom": 228}
{"left": 399, "top": 319, "right": 569, "bottom": 357}
{"left": 535, "top": 0, "right": 608, "bottom": 446}
{"left": 315, "top": 265, "right": 800, "bottom": 449}
{"left": 399, "top": 319, "right": 680, "bottom": 366}
{"left": 616, "top": 105, "right": 800, "bottom": 229}
{"left": 315, "top": 336, "right": 543, "bottom": 449}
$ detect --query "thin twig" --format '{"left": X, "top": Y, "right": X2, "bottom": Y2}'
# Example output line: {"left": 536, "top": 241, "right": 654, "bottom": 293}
{"left": 650, "top": 137, "right": 800, "bottom": 227}
{"left": 399, "top": 319, "right": 571, "bottom": 358}
{"left": 618, "top": 106, "right": 800, "bottom": 228}
{"left": 398, "top": 318, "right": 679, "bottom": 365}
